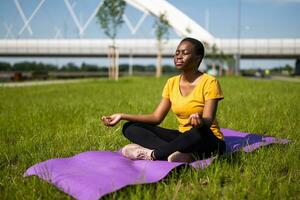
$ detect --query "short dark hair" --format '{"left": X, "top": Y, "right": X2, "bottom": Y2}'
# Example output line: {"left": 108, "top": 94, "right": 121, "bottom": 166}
{"left": 180, "top": 37, "right": 205, "bottom": 59}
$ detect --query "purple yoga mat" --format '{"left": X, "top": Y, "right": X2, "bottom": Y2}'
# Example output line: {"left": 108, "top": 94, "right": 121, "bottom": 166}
{"left": 24, "top": 128, "right": 288, "bottom": 200}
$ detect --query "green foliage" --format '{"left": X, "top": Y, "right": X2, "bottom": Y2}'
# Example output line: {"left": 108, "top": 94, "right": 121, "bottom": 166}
{"left": 0, "top": 77, "right": 299, "bottom": 199}
{"left": 81, "top": 62, "right": 99, "bottom": 72}
{"left": 0, "top": 61, "right": 177, "bottom": 74}
{"left": 270, "top": 64, "right": 294, "bottom": 74}
{"left": 96, "top": 0, "right": 126, "bottom": 41}
{"left": 162, "top": 65, "right": 178, "bottom": 73}
{"left": 116, "top": 64, "right": 176, "bottom": 73}
{"left": 0, "top": 62, "right": 11, "bottom": 71}
{"left": 241, "top": 64, "right": 295, "bottom": 77}
{"left": 12, "top": 62, "right": 58, "bottom": 71}
{"left": 61, "top": 62, "right": 79, "bottom": 71}
{"left": 154, "top": 13, "right": 170, "bottom": 42}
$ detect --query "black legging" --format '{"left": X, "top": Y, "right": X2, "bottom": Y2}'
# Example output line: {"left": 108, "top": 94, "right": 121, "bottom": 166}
{"left": 122, "top": 122, "right": 226, "bottom": 160}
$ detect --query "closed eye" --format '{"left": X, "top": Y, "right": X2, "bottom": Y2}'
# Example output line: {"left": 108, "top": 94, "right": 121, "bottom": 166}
{"left": 175, "top": 50, "right": 192, "bottom": 56}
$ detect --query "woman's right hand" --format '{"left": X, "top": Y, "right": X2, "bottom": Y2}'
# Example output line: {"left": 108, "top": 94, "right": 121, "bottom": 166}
{"left": 188, "top": 113, "right": 203, "bottom": 127}
{"left": 101, "top": 114, "right": 122, "bottom": 126}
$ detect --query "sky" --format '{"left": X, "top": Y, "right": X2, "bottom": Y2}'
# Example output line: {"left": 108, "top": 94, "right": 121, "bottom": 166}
{"left": 0, "top": 0, "right": 299, "bottom": 69}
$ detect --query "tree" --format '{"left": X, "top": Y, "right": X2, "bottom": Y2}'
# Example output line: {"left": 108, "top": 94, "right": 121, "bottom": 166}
{"left": 154, "top": 13, "right": 170, "bottom": 78}
{"left": 206, "top": 44, "right": 219, "bottom": 76}
{"left": 96, "top": 0, "right": 126, "bottom": 80}
{"left": 207, "top": 44, "right": 233, "bottom": 76}
{"left": 0, "top": 62, "right": 11, "bottom": 71}
{"left": 61, "top": 63, "right": 79, "bottom": 71}
{"left": 224, "top": 54, "right": 236, "bottom": 75}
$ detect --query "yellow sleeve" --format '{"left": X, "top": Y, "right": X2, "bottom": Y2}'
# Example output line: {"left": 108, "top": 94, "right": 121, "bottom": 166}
{"left": 204, "top": 78, "right": 224, "bottom": 100}
{"left": 162, "top": 79, "right": 170, "bottom": 99}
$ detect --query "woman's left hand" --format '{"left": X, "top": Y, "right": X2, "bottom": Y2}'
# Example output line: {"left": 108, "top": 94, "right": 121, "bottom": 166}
{"left": 188, "top": 113, "right": 203, "bottom": 127}
{"left": 101, "top": 113, "right": 122, "bottom": 126}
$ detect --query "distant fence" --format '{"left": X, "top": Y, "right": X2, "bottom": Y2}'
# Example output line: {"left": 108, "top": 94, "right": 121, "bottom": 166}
{"left": 0, "top": 71, "right": 108, "bottom": 82}
{"left": 0, "top": 71, "right": 165, "bottom": 82}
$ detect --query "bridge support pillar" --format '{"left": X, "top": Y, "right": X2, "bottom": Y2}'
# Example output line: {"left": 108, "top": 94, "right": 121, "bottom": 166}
{"left": 234, "top": 54, "right": 240, "bottom": 76}
{"left": 295, "top": 59, "right": 300, "bottom": 75}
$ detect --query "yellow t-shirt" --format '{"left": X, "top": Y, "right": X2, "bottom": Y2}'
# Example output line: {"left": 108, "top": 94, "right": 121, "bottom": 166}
{"left": 162, "top": 73, "right": 224, "bottom": 140}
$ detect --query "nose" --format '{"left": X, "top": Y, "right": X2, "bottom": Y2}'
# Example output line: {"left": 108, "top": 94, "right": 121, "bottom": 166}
{"left": 174, "top": 55, "right": 182, "bottom": 62}
{"left": 175, "top": 52, "right": 183, "bottom": 59}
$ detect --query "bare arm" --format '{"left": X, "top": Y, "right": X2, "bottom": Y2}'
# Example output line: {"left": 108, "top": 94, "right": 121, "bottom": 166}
{"left": 101, "top": 98, "right": 171, "bottom": 126}
{"left": 189, "top": 99, "right": 219, "bottom": 127}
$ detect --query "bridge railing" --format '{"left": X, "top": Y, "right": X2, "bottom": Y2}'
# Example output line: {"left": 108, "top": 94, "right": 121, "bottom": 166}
{"left": 0, "top": 38, "right": 300, "bottom": 58}
{"left": 216, "top": 38, "right": 300, "bottom": 57}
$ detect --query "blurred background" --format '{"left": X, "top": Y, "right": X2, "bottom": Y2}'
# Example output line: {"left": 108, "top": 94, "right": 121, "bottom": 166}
{"left": 0, "top": 0, "right": 299, "bottom": 81}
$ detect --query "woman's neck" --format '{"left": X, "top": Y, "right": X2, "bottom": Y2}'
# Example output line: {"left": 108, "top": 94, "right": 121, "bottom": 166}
{"left": 181, "top": 69, "right": 202, "bottom": 83}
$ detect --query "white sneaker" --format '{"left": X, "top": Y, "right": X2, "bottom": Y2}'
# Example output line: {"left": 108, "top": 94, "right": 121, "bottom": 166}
{"left": 167, "top": 151, "right": 194, "bottom": 163}
{"left": 121, "top": 144, "right": 153, "bottom": 160}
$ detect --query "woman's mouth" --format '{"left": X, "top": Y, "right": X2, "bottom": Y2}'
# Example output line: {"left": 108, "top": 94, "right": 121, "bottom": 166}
{"left": 175, "top": 62, "right": 184, "bottom": 66}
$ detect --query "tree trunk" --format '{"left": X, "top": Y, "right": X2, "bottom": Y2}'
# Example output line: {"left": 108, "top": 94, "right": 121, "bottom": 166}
{"left": 107, "top": 47, "right": 111, "bottom": 78}
{"left": 129, "top": 49, "right": 133, "bottom": 76}
{"left": 115, "top": 47, "right": 119, "bottom": 81}
{"left": 156, "top": 42, "right": 162, "bottom": 78}
{"left": 108, "top": 42, "right": 119, "bottom": 80}
{"left": 219, "top": 63, "right": 223, "bottom": 76}
{"left": 108, "top": 45, "right": 115, "bottom": 79}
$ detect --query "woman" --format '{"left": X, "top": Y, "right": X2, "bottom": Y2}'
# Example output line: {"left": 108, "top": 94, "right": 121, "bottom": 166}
{"left": 101, "top": 37, "right": 226, "bottom": 163}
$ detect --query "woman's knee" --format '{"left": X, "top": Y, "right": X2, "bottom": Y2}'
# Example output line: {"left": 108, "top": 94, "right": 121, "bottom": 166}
{"left": 187, "top": 126, "right": 208, "bottom": 140}
{"left": 218, "top": 140, "right": 226, "bottom": 155}
{"left": 122, "top": 122, "right": 135, "bottom": 136}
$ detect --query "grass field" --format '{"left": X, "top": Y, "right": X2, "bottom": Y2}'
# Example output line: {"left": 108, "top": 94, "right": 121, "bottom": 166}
{"left": 0, "top": 76, "right": 299, "bottom": 199}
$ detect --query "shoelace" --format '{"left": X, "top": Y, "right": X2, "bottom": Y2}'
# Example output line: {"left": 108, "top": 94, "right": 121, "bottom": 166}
{"left": 136, "top": 149, "right": 153, "bottom": 160}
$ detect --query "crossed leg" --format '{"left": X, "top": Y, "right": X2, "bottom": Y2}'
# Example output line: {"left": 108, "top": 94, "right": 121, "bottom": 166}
{"left": 122, "top": 122, "right": 225, "bottom": 161}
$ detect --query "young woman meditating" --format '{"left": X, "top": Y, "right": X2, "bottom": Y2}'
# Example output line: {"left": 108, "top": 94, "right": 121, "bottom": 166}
{"left": 101, "top": 37, "right": 226, "bottom": 163}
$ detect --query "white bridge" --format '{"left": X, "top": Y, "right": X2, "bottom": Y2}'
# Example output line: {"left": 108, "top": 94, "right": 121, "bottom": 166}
{"left": 0, "top": 0, "right": 299, "bottom": 59}
{"left": 0, "top": 38, "right": 300, "bottom": 59}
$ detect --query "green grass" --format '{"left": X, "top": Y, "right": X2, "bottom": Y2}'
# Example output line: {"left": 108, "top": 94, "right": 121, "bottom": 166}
{"left": 0, "top": 76, "right": 299, "bottom": 199}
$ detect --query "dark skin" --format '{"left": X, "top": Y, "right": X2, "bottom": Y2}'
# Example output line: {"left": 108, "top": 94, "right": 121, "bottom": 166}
{"left": 174, "top": 40, "right": 203, "bottom": 96}
{"left": 174, "top": 41, "right": 218, "bottom": 126}
{"left": 101, "top": 40, "right": 219, "bottom": 128}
